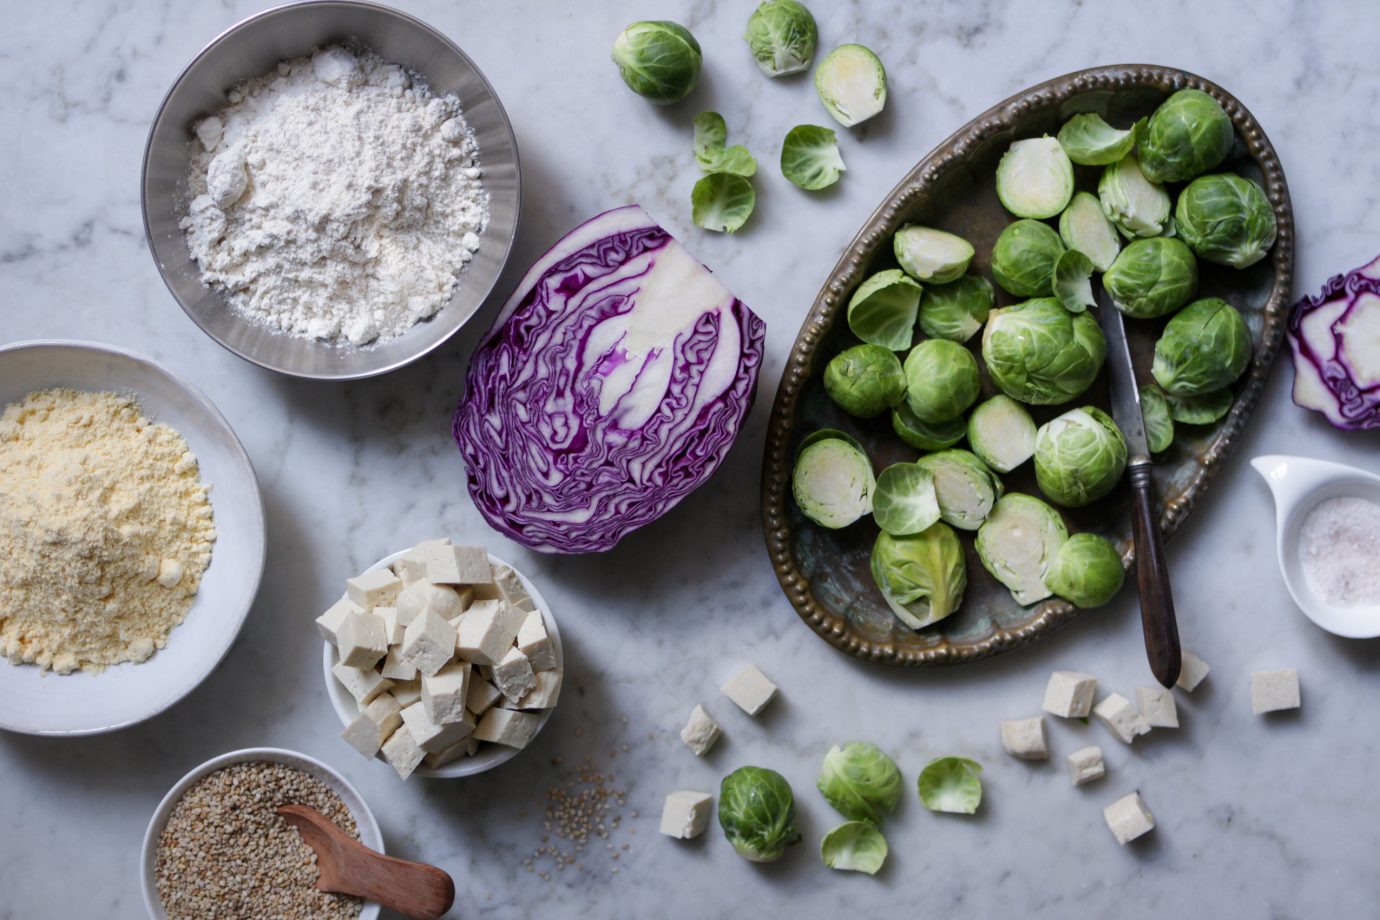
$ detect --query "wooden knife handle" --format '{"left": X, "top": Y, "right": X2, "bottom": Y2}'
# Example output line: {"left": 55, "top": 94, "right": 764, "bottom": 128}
{"left": 1129, "top": 460, "right": 1181, "bottom": 688}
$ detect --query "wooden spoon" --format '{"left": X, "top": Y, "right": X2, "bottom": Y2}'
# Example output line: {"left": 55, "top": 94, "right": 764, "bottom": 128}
{"left": 277, "top": 804, "right": 455, "bottom": 920}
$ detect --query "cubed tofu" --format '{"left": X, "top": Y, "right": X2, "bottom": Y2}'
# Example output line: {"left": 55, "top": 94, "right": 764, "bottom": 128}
{"left": 391, "top": 679, "right": 422, "bottom": 708}
{"left": 423, "top": 662, "right": 472, "bottom": 725}
{"left": 380, "top": 647, "right": 418, "bottom": 681}
{"left": 423, "top": 544, "right": 492, "bottom": 585}
{"left": 474, "top": 707, "right": 540, "bottom": 748}
{"left": 680, "top": 704, "right": 722, "bottom": 757}
{"left": 346, "top": 568, "right": 402, "bottom": 610}
{"left": 1042, "top": 671, "right": 1097, "bottom": 719}
{"left": 518, "top": 669, "right": 563, "bottom": 710}
{"left": 375, "top": 606, "right": 404, "bottom": 645}
{"left": 466, "top": 675, "right": 503, "bottom": 716}
{"left": 424, "top": 738, "right": 475, "bottom": 769}
{"left": 1094, "top": 693, "right": 1151, "bottom": 744}
{"left": 381, "top": 725, "right": 426, "bottom": 780}
{"left": 398, "top": 609, "right": 457, "bottom": 677}
{"left": 1251, "top": 669, "right": 1300, "bottom": 714}
{"left": 659, "top": 791, "right": 714, "bottom": 840}
{"left": 1176, "top": 650, "right": 1210, "bottom": 692}
{"left": 331, "top": 661, "right": 393, "bottom": 706}
{"left": 1067, "top": 745, "right": 1106, "bottom": 786}
{"left": 391, "top": 549, "right": 429, "bottom": 587}
{"left": 455, "top": 600, "right": 524, "bottom": 666}
{"left": 721, "top": 665, "right": 777, "bottom": 716}
{"left": 316, "top": 595, "right": 362, "bottom": 645}
{"left": 1103, "top": 792, "right": 1155, "bottom": 845}
{"left": 396, "top": 580, "right": 469, "bottom": 626}
{"left": 401, "top": 701, "right": 475, "bottom": 754}
{"left": 493, "top": 647, "right": 537, "bottom": 703}
{"left": 516, "top": 610, "right": 558, "bottom": 671}
{"left": 341, "top": 693, "right": 403, "bottom": 758}
{"left": 1136, "top": 686, "right": 1179, "bottom": 728}
{"left": 492, "top": 564, "right": 532, "bottom": 609}
{"left": 1000, "top": 716, "right": 1048, "bottom": 760}
{"left": 337, "top": 612, "right": 389, "bottom": 669}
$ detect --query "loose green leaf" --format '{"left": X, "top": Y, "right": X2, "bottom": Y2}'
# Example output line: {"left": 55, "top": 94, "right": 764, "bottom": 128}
{"left": 1054, "top": 249, "right": 1096, "bottom": 313}
{"left": 847, "top": 269, "right": 921, "bottom": 351}
{"left": 781, "top": 124, "right": 845, "bottom": 190}
{"left": 872, "top": 462, "right": 941, "bottom": 536}
{"left": 1139, "top": 385, "right": 1174, "bottom": 453}
{"left": 692, "top": 111, "right": 727, "bottom": 154}
{"left": 820, "top": 821, "right": 888, "bottom": 875}
{"left": 916, "top": 756, "right": 983, "bottom": 814}
{"left": 891, "top": 405, "right": 966, "bottom": 452}
{"left": 1059, "top": 191, "right": 1121, "bottom": 271}
{"left": 918, "top": 274, "right": 993, "bottom": 342}
{"left": 1166, "top": 388, "right": 1234, "bottom": 425}
{"left": 693, "top": 112, "right": 757, "bottom": 176}
{"left": 691, "top": 173, "right": 756, "bottom": 232}
{"left": 1057, "top": 113, "right": 1140, "bottom": 166}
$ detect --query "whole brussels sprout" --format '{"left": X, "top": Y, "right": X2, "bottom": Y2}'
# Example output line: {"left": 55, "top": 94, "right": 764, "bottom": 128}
{"left": 744, "top": 0, "right": 817, "bottom": 77}
{"left": 824, "top": 344, "right": 906, "bottom": 417}
{"left": 870, "top": 523, "right": 967, "bottom": 629}
{"left": 1102, "top": 237, "right": 1199, "bottom": 319}
{"left": 991, "top": 219, "right": 1065, "bottom": 298}
{"left": 1152, "top": 297, "right": 1252, "bottom": 396}
{"left": 1046, "top": 532, "right": 1125, "bottom": 608}
{"left": 1034, "top": 406, "right": 1128, "bottom": 508}
{"left": 817, "top": 741, "right": 903, "bottom": 823}
{"left": 903, "top": 339, "right": 980, "bottom": 423}
{"left": 1098, "top": 154, "right": 1171, "bottom": 239}
{"left": 719, "top": 766, "right": 801, "bottom": 862}
{"left": 1175, "top": 173, "right": 1277, "bottom": 269}
{"left": 981, "top": 298, "right": 1106, "bottom": 405}
{"left": 975, "top": 493, "right": 1068, "bottom": 605}
{"left": 919, "top": 275, "right": 994, "bottom": 343}
{"left": 611, "top": 21, "right": 702, "bottom": 105}
{"left": 1138, "top": 89, "right": 1234, "bottom": 184}
{"left": 1139, "top": 384, "right": 1175, "bottom": 453}
{"left": 891, "top": 405, "right": 966, "bottom": 451}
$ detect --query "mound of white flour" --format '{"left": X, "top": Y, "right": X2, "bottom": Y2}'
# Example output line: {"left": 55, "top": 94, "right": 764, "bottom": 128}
{"left": 180, "top": 45, "right": 489, "bottom": 345}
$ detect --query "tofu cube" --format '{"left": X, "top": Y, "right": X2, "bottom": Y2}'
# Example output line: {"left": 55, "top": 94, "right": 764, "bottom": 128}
{"left": 401, "top": 701, "right": 475, "bottom": 754}
{"left": 680, "top": 704, "right": 722, "bottom": 756}
{"left": 1067, "top": 745, "right": 1106, "bottom": 786}
{"left": 423, "top": 544, "right": 492, "bottom": 585}
{"left": 466, "top": 675, "right": 503, "bottom": 716}
{"left": 341, "top": 693, "right": 403, "bottom": 758}
{"left": 424, "top": 738, "right": 475, "bottom": 769}
{"left": 474, "top": 707, "right": 540, "bottom": 748}
{"left": 331, "top": 661, "right": 393, "bottom": 706}
{"left": 493, "top": 647, "right": 537, "bottom": 704}
{"left": 391, "top": 548, "right": 430, "bottom": 587}
{"left": 492, "top": 564, "right": 533, "bottom": 609}
{"left": 721, "top": 665, "right": 777, "bottom": 716}
{"left": 1093, "top": 693, "right": 1151, "bottom": 744}
{"left": 516, "top": 610, "right": 557, "bottom": 671}
{"left": 1103, "top": 792, "right": 1155, "bottom": 845}
{"left": 1176, "top": 650, "right": 1210, "bottom": 692}
{"left": 375, "top": 606, "right": 404, "bottom": 645}
{"left": 1251, "top": 669, "right": 1300, "bottom": 714}
{"left": 422, "top": 662, "right": 472, "bottom": 724}
{"left": 391, "top": 679, "right": 421, "bottom": 708}
{"left": 455, "top": 600, "right": 524, "bottom": 666}
{"left": 336, "top": 612, "right": 389, "bottom": 669}
{"left": 518, "top": 669, "right": 563, "bottom": 710}
{"left": 396, "top": 580, "right": 469, "bottom": 626}
{"left": 1136, "top": 686, "right": 1179, "bottom": 728}
{"left": 346, "top": 568, "right": 402, "bottom": 610}
{"left": 659, "top": 791, "right": 714, "bottom": 840}
{"left": 1000, "top": 716, "right": 1048, "bottom": 760}
{"left": 398, "top": 609, "right": 457, "bottom": 677}
{"left": 380, "top": 647, "right": 418, "bottom": 681}
{"left": 381, "top": 725, "right": 426, "bottom": 780}
{"left": 1042, "top": 671, "right": 1097, "bottom": 719}
{"left": 316, "top": 595, "right": 361, "bottom": 645}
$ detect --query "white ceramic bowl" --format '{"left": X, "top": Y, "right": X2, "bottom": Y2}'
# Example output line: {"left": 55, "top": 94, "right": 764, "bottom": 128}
{"left": 0, "top": 341, "right": 266, "bottom": 735}
{"left": 140, "top": 747, "right": 383, "bottom": 920}
{"left": 323, "top": 550, "right": 562, "bottom": 778}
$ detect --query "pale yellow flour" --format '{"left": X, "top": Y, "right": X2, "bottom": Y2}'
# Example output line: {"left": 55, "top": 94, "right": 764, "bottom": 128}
{"left": 0, "top": 388, "right": 216, "bottom": 673}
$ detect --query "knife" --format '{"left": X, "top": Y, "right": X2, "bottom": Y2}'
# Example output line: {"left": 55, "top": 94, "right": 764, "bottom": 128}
{"left": 1094, "top": 286, "right": 1182, "bottom": 688}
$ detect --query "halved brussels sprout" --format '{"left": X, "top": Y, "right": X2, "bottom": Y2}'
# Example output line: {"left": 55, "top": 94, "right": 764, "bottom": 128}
{"left": 817, "top": 741, "right": 903, "bottom": 823}
{"left": 814, "top": 44, "right": 886, "bottom": 127}
{"left": 967, "top": 394, "right": 1037, "bottom": 473}
{"left": 1102, "top": 237, "right": 1198, "bottom": 319}
{"left": 892, "top": 405, "right": 966, "bottom": 451}
{"left": 1059, "top": 191, "right": 1121, "bottom": 271}
{"left": 870, "top": 523, "right": 967, "bottom": 630}
{"left": 792, "top": 431, "right": 875, "bottom": 528}
{"left": 918, "top": 275, "right": 994, "bottom": 343}
{"left": 692, "top": 112, "right": 757, "bottom": 176}
{"left": 1138, "top": 89, "right": 1234, "bottom": 184}
{"left": 1056, "top": 113, "right": 1142, "bottom": 166}
{"left": 975, "top": 493, "right": 1068, "bottom": 606}
{"left": 847, "top": 269, "right": 921, "bottom": 351}
{"left": 995, "top": 136, "right": 1075, "bottom": 219}
{"left": 691, "top": 173, "right": 755, "bottom": 232}
{"left": 780, "top": 124, "right": 845, "bottom": 190}
{"left": 611, "top": 21, "right": 702, "bottom": 105}
{"left": 991, "top": 219, "right": 1066, "bottom": 298}
{"left": 1166, "top": 388, "right": 1234, "bottom": 425}
{"left": 744, "top": 0, "right": 817, "bottom": 77}
{"left": 1054, "top": 249, "right": 1096, "bottom": 313}
{"left": 1175, "top": 173, "right": 1277, "bottom": 269}
{"left": 981, "top": 298, "right": 1106, "bottom": 405}
{"left": 1098, "top": 154, "right": 1172, "bottom": 239}
{"left": 820, "top": 821, "right": 887, "bottom": 875}
{"left": 824, "top": 344, "right": 906, "bottom": 417}
{"left": 872, "top": 462, "right": 941, "bottom": 536}
{"left": 1033, "top": 406, "right": 1128, "bottom": 508}
{"left": 1139, "top": 384, "right": 1175, "bottom": 453}
{"left": 1046, "top": 532, "right": 1125, "bottom": 608}
{"left": 915, "top": 449, "right": 1004, "bottom": 531}
{"left": 903, "top": 339, "right": 981, "bottom": 423}
{"left": 719, "top": 766, "right": 800, "bottom": 863}
{"left": 1151, "top": 297, "right": 1252, "bottom": 396}
{"left": 894, "top": 226, "right": 975, "bottom": 285}
{"left": 916, "top": 756, "right": 983, "bottom": 815}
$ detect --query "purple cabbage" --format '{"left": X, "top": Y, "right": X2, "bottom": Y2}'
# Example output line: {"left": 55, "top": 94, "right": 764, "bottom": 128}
{"left": 1288, "top": 255, "right": 1380, "bottom": 430}
{"left": 453, "top": 205, "right": 766, "bottom": 553}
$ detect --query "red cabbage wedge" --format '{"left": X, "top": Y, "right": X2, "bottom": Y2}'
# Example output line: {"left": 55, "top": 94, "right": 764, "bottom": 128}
{"left": 454, "top": 205, "right": 766, "bottom": 553}
{"left": 1289, "top": 255, "right": 1380, "bottom": 430}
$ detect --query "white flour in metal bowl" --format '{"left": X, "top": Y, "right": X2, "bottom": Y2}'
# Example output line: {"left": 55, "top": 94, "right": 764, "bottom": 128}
{"left": 180, "top": 44, "right": 490, "bottom": 346}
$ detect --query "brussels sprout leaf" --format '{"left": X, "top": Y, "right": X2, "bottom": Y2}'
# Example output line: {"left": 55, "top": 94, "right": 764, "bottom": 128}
{"left": 781, "top": 124, "right": 845, "bottom": 190}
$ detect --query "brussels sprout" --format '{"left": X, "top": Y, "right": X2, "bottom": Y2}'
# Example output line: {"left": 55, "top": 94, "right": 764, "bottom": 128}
{"left": 611, "top": 21, "right": 702, "bottom": 105}
{"left": 814, "top": 44, "right": 887, "bottom": 127}
{"left": 792, "top": 432, "right": 874, "bottom": 528}
{"left": 744, "top": 0, "right": 818, "bottom": 77}
{"left": 981, "top": 298, "right": 1106, "bottom": 405}
{"left": 1046, "top": 532, "right": 1125, "bottom": 608}
{"left": 817, "top": 741, "right": 903, "bottom": 823}
{"left": 1098, "top": 154, "right": 1172, "bottom": 239}
{"left": 1152, "top": 297, "right": 1252, "bottom": 396}
{"left": 1166, "top": 388, "right": 1234, "bottom": 425}
{"left": 820, "top": 821, "right": 888, "bottom": 875}
{"left": 1174, "top": 173, "right": 1277, "bottom": 269}
{"left": 1054, "top": 250, "right": 1096, "bottom": 314}
{"left": 1102, "top": 237, "right": 1198, "bottom": 319}
{"left": 894, "top": 226, "right": 975, "bottom": 285}
{"left": 967, "top": 394, "right": 1037, "bottom": 473}
{"left": 915, "top": 449, "right": 1004, "bottom": 531}
{"left": 691, "top": 173, "right": 755, "bottom": 233}
{"left": 847, "top": 269, "right": 921, "bottom": 351}
{"left": 1034, "top": 406, "right": 1128, "bottom": 508}
{"left": 991, "top": 219, "right": 1065, "bottom": 298}
{"left": 995, "top": 136, "right": 1075, "bottom": 219}
{"left": 1059, "top": 191, "right": 1121, "bottom": 271}
{"left": 872, "top": 462, "right": 941, "bottom": 536}
{"left": 824, "top": 344, "right": 906, "bottom": 417}
{"left": 975, "top": 493, "right": 1068, "bottom": 605}
{"left": 780, "top": 124, "right": 845, "bottom": 190}
{"left": 870, "top": 524, "right": 967, "bottom": 629}
{"left": 1056, "top": 113, "right": 1142, "bottom": 166}
{"left": 1138, "top": 89, "right": 1234, "bottom": 184}
{"left": 916, "top": 756, "right": 983, "bottom": 815}
{"left": 719, "top": 766, "right": 801, "bottom": 863}
{"left": 903, "top": 339, "right": 981, "bottom": 423}
{"left": 891, "top": 405, "right": 966, "bottom": 451}
{"left": 918, "top": 275, "right": 994, "bottom": 343}
{"left": 1139, "top": 384, "right": 1175, "bottom": 453}
{"left": 692, "top": 112, "right": 757, "bottom": 176}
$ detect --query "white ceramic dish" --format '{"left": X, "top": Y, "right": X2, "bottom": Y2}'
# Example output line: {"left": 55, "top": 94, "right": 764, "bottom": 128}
{"left": 140, "top": 747, "right": 383, "bottom": 920}
{"left": 1253, "top": 454, "right": 1380, "bottom": 638}
{"left": 323, "top": 549, "right": 562, "bottom": 778}
{"left": 0, "top": 341, "right": 266, "bottom": 735}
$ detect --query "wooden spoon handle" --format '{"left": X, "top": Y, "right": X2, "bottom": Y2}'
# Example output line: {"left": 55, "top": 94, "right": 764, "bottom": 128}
{"left": 326, "top": 835, "right": 456, "bottom": 920}
{"left": 1129, "top": 460, "right": 1181, "bottom": 688}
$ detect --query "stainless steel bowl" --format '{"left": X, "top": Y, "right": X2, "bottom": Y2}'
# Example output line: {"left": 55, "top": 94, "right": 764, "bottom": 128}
{"left": 141, "top": 0, "right": 521, "bottom": 379}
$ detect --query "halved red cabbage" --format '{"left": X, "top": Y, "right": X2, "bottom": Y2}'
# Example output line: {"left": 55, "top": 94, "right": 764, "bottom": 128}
{"left": 1289, "top": 255, "right": 1380, "bottom": 430}
{"left": 453, "top": 205, "right": 766, "bottom": 553}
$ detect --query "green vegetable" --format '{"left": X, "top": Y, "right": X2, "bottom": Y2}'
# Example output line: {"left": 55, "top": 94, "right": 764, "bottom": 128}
{"left": 1102, "top": 237, "right": 1198, "bottom": 319}
{"left": 814, "top": 44, "right": 887, "bottom": 127}
{"left": 1056, "top": 113, "right": 1141, "bottom": 166}
{"left": 1138, "top": 89, "right": 1234, "bottom": 184}
{"left": 1059, "top": 191, "right": 1122, "bottom": 271}
{"left": 781, "top": 124, "right": 845, "bottom": 190}
{"left": 975, "top": 493, "right": 1068, "bottom": 606}
{"left": 981, "top": 298, "right": 1106, "bottom": 405}
{"left": 894, "top": 226, "right": 975, "bottom": 285}
{"left": 1139, "top": 385, "right": 1175, "bottom": 453}
{"left": 692, "top": 112, "right": 757, "bottom": 176}
{"left": 1033, "top": 406, "right": 1128, "bottom": 508}
{"left": 744, "top": 0, "right": 818, "bottom": 77}
{"left": 1045, "top": 532, "right": 1125, "bottom": 608}
{"left": 915, "top": 449, "right": 1004, "bottom": 531}
{"left": 1152, "top": 297, "right": 1252, "bottom": 396}
{"left": 1174, "top": 173, "right": 1277, "bottom": 269}
{"left": 872, "top": 463, "right": 942, "bottom": 536}
{"left": 1166, "top": 388, "right": 1234, "bottom": 425}
{"left": 820, "top": 821, "right": 888, "bottom": 875}
{"left": 995, "top": 136, "right": 1075, "bottom": 219}
{"left": 611, "top": 21, "right": 702, "bottom": 105}
{"left": 967, "top": 394, "right": 1037, "bottom": 473}
{"left": 916, "top": 757, "right": 983, "bottom": 814}
{"left": 824, "top": 344, "right": 906, "bottom": 417}
{"left": 903, "top": 339, "right": 981, "bottom": 423}
{"left": 1098, "top": 154, "right": 1172, "bottom": 239}
{"left": 891, "top": 405, "right": 966, "bottom": 451}
{"left": 991, "top": 219, "right": 1065, "bottom": 298}
{"left": 719, "top": 766, "right": 801, "bottom": 863}
{"left": 870, "top": 524, "right": 967, "bottom": 629}
{"left": 918, "top": 275, "right": 994, "bottom": 343}
{"left": 847, "top": 269, "right": 921, "bottom": 351}
{"left": 1053, "top": 249, "right": 1096, "bottom": 314}
{"left": 792, "top": 432, "right": 875, "bottom": 528}
{"left": 817, "top": 741, "right": 903, "bottom": 823}
{"left": 691, "top": 173, "right": 755, "bottom": 233}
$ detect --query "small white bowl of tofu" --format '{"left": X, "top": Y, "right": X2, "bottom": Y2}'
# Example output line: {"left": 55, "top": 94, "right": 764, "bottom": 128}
{"left": 320, "top": 540, "right": 563, "bottom": 779}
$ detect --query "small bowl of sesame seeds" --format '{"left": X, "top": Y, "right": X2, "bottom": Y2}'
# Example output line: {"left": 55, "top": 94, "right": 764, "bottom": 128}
{"left": 140, "top": 747, "right": 383, "bottom": 920}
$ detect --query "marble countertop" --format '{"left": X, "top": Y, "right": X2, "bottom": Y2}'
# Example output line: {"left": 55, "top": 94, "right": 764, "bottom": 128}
{"left": 3, "top": 1, "right": 1379, "bottom": 917}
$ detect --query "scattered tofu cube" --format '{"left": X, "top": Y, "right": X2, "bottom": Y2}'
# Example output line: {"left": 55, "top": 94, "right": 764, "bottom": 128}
{"left": 380, "top": 647, "right": 418, "bottom": 681}
{"left": 401, "top": 701, "right": 475, "bottom": 754}
{"left": 1251, "top": 669, "right": 1300, "bottom": 714}
{"left": 493, "top": 647, "right": 537, "bottom": 704}
{"left": 423, "top": 544, "right": 492, "bottom": 585}
{"left": 341, "top": 693, "right": 403, "bottom": 758}
{"left": 1042, "top": 671, "right": 1097, "bottom": 719}
{"left": 466, "top": 675, "right": 503, "bottom": 716}
{"left": 336, "top": 612, "right": 389, "bottom": 669}
{"left": 423, "top": 662, "right": 472, "bottom": 725}
{"left": 721, "top": 665, "right": 777, "bottom": 716}
{"left": 455, "top": 600, "right": 524, "bottom": 666}
{"left": 474, "top": 707, "right": 540, "bottom": 748}
{"left": 331, "top": 661, "right": 393, "bottom": 706}
{"left": 1136, "top": 686, "right": 1179, "bottom": 728}
{"left": 1000, "top": 716, "right": 1048, "bottom": 760}
{"left": 424, "top": 738, "right": 475, "bottom": 769}
{"left": 375, "top": 606, "right": 404, "bottom": 644}
{"left": 1067, "top": 745, "right": 1106, "bottom": 786}
{"left": 492, "top": 564, "right": 533, "bottom": 609}
{"left": 1176, "top": 650, "right": 1210, "bottom": 692}
{"left": 346, "top": 568, "right": 402, "bottom": 610}
{"left": 398, "top": 609, "right": 457, "bottom": 677}
{"left": 391, "top": 679, "right": 421, "bottom": 708}
{"left": 516, "top": 610, "right": 557, "bottom": 671}
{"left": 680, "top": 704, "right": 722, "bottom": 757}
{"left": 316, "top": 595, "right": 361, "bottom": 645}
{"left": 381, "top": 725, "right": 426, "bottom": 780}
{"left": 396, "top": 580, "right": 469, "bottom": 626}
{"left": 659, "top": 791, "right": 714, "bottom": 840}
{"left": 518, "top": 670, "right": 563, "bottom": 710}
{"left": 1103, "top": 792, "right": 1155, "bottom": 845}
{"left": 1093, "top": 693, "right": 1151, "bottom": 744}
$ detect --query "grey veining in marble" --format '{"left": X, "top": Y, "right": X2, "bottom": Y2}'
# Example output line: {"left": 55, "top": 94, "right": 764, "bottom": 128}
{"left": 3, "top": 1, "right": 1380, "bottom": 917}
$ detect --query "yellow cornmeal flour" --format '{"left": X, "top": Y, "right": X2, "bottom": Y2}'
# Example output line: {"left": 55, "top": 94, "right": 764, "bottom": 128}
{"left": 0, "top": 388, "right": 215, "bottom": 673}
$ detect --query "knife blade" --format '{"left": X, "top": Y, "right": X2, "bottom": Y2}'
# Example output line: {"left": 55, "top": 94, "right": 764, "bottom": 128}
{"left": 1096, "top": 290, "right": 1151, "bottom": 462}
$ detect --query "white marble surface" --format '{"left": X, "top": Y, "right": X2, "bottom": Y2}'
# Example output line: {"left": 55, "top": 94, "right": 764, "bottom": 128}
{"left": 3, "top": 1, "right": 1380, "bottom": 917}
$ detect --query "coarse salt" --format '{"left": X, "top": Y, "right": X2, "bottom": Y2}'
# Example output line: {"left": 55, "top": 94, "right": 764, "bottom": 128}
{"left": 1298, "top": 496, "right": 1380, "bottom": 607}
